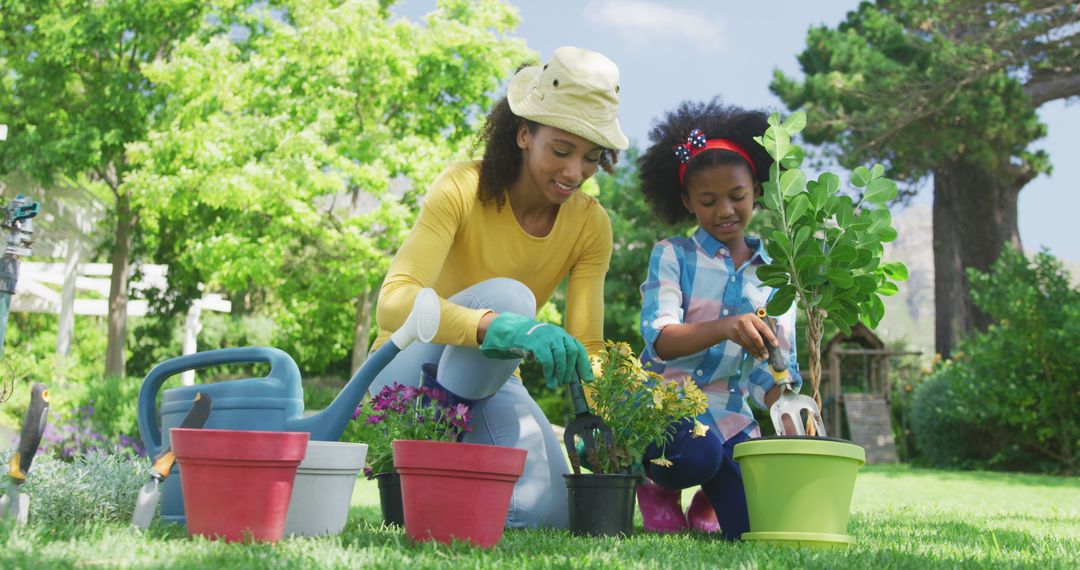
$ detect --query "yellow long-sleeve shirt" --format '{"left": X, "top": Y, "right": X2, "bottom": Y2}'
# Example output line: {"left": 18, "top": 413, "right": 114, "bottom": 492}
{"left": 373, "top": 160, "right": 612, "bottom": 355}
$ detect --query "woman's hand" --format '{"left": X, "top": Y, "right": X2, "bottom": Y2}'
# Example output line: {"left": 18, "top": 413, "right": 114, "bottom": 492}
{"left": 715, "top": 313, "right": 777, "bottom": 361}
{"left": 478, "top": 312, "right": 593, "bottom": 388}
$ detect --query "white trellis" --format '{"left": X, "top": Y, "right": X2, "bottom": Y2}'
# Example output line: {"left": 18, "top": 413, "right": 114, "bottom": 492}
{"left": 2, "top": 175, "right": 230, "bottom": 385}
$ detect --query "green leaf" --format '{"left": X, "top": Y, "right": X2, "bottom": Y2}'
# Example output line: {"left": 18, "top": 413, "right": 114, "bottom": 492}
{"left": 810, "top": 180, "right": 829, "bottom": 212}
{"left": 864, "top": 177, "right": 897, "bottom": 205}
{"left": 793, "top": 226, "right": 812, "bottom": 253}
{"left": 761, "top": 181, "right": 781, "bottom": 211}
{"left": 882, "top": 261, "right": 909, "bottom": 281}
{"left": 766, "top": 286, "right": 796, "bottom": 316}
{"left": 819, "top": 172, "right": 841, "bottom": 195}
{"left": 870, "top": 163, "right": 885, "bottom": 179}
{"left": 787, "top": 194, "right": 810, "bottom": 224}
{"left": 867, "top": 295, "right": 886, "bottom": 328}
{"left": 828, "top": 243, "right": 857, "bottom": 264}
{"left": 780, "top": 145, "right": 805, "bottom": 169}
{"left": 767, "top": 112, "right": 782, "bottom": 127}
{"left": 758, "top": 126, "right": 790, "bottom": 162}
{"left": 826, "top": 267, "right": 854, "bottom": 288}
{"left": 854, "top": 274, "right": 878, "bottom": 294}
{"left": 877, "top": 227, "right": 898, "bottom": 242}
{"left": 781, "top": 112, "right": 807, "bottom": 134}
{"left": 877, "top": 281, "right": 899, "bottom": 296}
{"left": 851, "top": 166, "right": 872, "bottom": 188}
{"left": 779, "top": 169, "right": 807, "bottom": 197}
{"left": 795, "top": 254, "right": 825, "bottom": 272}
{"left": 756, "top": 264, "right": 789, "bottom": 285}
{"left": 835, "top": 196, "right": 855, "bottom": 227}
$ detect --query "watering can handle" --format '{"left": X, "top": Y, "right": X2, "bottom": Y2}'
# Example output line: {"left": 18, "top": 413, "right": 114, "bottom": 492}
{"left": 137, "top": 347, "right": 301, "bottom": 455}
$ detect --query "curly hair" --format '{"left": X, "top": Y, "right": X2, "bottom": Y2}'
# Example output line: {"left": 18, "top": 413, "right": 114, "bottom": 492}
{"left": 637, "top": 98, "right": 772, "bottom": 225}
{"left": 474, "top": 96, "right": 619, "bottom": 209}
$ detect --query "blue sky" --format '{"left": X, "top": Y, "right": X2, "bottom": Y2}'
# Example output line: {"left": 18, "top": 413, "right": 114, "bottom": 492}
{"left": 397, "top": 0, "right": 1080, "bottom": 261}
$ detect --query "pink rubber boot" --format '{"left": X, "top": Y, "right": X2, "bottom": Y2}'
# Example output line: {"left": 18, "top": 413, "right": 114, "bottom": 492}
{"left": 636, "top": 478, "right": 687, "bottom": 533}
{"left": 686, "top": 489, "right": 721, "bottom": 533}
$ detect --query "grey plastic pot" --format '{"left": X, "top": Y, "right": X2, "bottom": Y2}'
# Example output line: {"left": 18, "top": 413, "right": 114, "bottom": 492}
{"left": 284, "top": 441, "right": 368, "bottom": 537}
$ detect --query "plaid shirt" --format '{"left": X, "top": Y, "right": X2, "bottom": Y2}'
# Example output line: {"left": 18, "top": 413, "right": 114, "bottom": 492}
{"left": 640, "top": 228, "right": 803, "bottom": 442}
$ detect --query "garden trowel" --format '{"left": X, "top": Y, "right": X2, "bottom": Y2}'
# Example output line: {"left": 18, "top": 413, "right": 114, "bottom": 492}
{"left": 0, "top": 383, "right": 49, "bottom": 524}
{"left": 132, "top": 392, "right": 211, "bottom": 529}
{"left": 756, "top": 308, "right": 826, "bottom": 437}
{"left": 563, "top": 377, "right": 614, "bottom": 475}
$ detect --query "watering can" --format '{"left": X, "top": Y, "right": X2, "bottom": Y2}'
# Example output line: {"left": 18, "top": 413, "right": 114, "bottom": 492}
{"left": 137, "top": 288, "right": 440, "bottom": 524}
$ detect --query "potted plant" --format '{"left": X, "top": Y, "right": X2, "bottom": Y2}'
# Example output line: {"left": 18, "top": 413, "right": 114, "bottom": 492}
{"left": 732, "top": 111, "right": 908, "bottom": 548}
{"left": 357, "top": 377, "right": 526, "bottom": 548}
{"left": 567, "top": 341, "right": 709, "bottom": 537}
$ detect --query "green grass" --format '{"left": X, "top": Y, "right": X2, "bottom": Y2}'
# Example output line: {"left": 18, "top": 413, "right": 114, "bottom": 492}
{"left": 1, "top": 465, "right": 1077, "bottom": 569}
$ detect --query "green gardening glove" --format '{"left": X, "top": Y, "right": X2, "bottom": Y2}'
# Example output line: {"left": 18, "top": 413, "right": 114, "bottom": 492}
{"left": 479, "top": 312, "right": 594, "bottom": 389}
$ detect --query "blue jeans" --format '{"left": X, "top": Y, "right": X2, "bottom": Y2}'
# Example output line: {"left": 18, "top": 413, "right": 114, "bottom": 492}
{"left": 369, "top": 278, "right": 569, "bottom": 529}
{"left": 642, "top": 418, "right": 751, "bottom": 540}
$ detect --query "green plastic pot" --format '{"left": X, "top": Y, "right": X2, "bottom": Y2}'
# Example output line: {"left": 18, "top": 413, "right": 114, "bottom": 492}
{"left": 733, "top": 436, "right": 865, "bottom": 548}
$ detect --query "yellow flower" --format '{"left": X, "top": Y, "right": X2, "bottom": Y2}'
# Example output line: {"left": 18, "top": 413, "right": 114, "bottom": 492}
{"left": 650, "top": 455, "right": 673, "bottom": 468}
{"left": 691, "top": 420, "right": 709, "bottom": 438}
{"left": 682, "top": 378, "right": 709, "bottom": 416}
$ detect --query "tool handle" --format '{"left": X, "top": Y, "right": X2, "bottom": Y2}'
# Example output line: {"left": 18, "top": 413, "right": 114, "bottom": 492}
{"left": 149, "top": 392, "right": 212, "bottom": 480}
{"left": 568, "top": 377, "right": 591, "bottom": 415}
{"left": 9, "top": 383, "right": 49, "bottom": 481}
{"left": 756, "top": 308, "right": 788, "bottom": 372}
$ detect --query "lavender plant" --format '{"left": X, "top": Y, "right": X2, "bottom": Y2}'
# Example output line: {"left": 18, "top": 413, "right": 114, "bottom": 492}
{"left": 354, "top": 383, "right": 472, "bottom": 478}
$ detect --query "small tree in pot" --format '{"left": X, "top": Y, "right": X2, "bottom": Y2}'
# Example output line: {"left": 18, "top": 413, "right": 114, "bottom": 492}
{"left": 731, "top": 111, "right": 908, "bottom": 548}
{"left": 754, "top": 111, "right": 908, "bottom": 431}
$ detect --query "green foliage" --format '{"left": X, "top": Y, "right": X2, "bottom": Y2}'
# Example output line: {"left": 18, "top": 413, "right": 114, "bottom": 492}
{"left": 121, "top": 0, "right": 533, "bottom": 376}
{"left": 584, "top": 342, "right": 708, "bottom": 474}
{"left": 770, "top": 0, "right": 1075, "bottom": 183}
{"left": 911, "top": 247, "right": 1080, "bottom": 474}
{"left": 756, "top": 111, "right": 906, "bottom": 404}
{"left": 595, "top": 145, "right": 672, "bottom": 350}
{"left": 0, "top": 450, "right": 150, "bottom": 527}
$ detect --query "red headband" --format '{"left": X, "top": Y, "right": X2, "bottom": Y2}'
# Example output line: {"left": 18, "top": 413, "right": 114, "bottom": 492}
{"left": 673, "top": 129, "right": 758, "bottom": 186}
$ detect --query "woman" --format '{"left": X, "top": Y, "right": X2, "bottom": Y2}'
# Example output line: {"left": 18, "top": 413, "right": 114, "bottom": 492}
{"left": 368, "top": 46, "right": 628, "bottom": 529}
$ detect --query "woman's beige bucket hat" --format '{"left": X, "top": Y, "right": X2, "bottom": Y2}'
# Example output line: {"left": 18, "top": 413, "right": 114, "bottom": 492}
{"left": 507, "top": 46, "right": 629, "bottom": 150}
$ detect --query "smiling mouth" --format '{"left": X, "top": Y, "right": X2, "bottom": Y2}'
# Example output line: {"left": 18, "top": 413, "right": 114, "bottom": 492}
{"left": 715, "top": 220, "right": 740, "bottom": 231}
{"left": 554, "top": 180, "right": 579, "bottom": 193}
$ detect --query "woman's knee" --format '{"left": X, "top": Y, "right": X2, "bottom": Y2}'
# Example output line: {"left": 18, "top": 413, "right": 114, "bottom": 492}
{"left": 645, "top": 420, "right": 725, "bottom": 488}
{"left": 451, "top": 278, "right": 536, "bottom": 318}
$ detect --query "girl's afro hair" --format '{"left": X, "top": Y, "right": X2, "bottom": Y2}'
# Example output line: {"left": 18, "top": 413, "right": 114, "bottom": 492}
{"left": 637, "top": 98, "right": 772, "bottom": 225}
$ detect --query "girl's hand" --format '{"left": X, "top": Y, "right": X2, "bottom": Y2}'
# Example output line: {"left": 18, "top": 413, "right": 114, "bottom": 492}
{"left": 716, "top": 313, "right": 777, "bottom": 360}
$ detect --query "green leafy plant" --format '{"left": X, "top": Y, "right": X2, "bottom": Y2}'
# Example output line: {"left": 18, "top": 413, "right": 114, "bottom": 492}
{"left": 0, "top": 450, "right": 150, "bottom": 527}
{"left": 755, "top": 111, "right": 908, "bottom": 431}
{"left": 584, "top": 341, "right": 709, "bottom": 474}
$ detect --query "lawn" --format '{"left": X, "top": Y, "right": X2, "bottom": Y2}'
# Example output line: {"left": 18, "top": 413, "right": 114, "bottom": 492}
{"left": 1, "top": 464, "right": 1076, "bottom": 569}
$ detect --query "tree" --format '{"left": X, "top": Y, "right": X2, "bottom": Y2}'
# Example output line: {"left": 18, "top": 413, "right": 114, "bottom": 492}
{"left": 125, "top": 0, "right": 532, "bottom": 375}
{"left": 772, "top": 0, "right": 1080, "bottom": 357}
{"left": 0, "top": 0, "right": 238, "bottom": 377}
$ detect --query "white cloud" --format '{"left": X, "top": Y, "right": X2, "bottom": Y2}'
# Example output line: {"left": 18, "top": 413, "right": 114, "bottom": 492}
{"left": 583, "top": 0, "right": 726, "bottom": 52}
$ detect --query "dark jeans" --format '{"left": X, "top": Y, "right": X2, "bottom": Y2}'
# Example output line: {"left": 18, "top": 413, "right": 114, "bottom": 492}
{"left": 642, "top": 418, "right": 751, "bottom": 540}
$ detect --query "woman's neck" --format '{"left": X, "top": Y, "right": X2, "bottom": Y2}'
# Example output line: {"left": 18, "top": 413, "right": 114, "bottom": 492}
{"left": 506, "top": 176, "right": 558, "bottom": 237}
{"left": 725, "top": 236, "right": 752, "bottom": 267}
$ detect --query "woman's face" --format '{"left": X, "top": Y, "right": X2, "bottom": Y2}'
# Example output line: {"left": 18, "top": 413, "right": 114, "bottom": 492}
{"left": 682, "top": 163, "right": 756, "bottom": 245}
{"left": 517, "top": 124, "right": 604, "bottom": 205}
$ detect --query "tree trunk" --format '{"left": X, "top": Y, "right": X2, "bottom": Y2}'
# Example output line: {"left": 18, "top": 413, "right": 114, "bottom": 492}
{"left": 105, "top": 192, "right": 137, "bottom": 378}
{"left": 932, "top": 160, "right": 1022, "bottom": 358}
{"left": 351, "top": 287, "right": 377, "bottom": 376}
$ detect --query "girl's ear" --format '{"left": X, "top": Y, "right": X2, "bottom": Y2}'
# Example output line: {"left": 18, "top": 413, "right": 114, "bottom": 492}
{"left": 681, "top": 191, "right": 693, "bottom": 213}
{"left": 516, "top": 122, "right": 531, "bottom": 151}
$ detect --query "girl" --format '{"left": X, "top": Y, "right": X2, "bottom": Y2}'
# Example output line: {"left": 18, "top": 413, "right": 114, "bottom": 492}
{"left": 368, "top": 47, "right": 628, "bottom": 529}
{"left": 635, "top": 99, "right": 802, "bottom": 540}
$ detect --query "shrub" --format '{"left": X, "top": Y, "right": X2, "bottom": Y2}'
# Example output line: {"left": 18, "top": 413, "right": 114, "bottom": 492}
{"left": 1, "top": 449, "right": 149, "bottom": 527}
{"left": 910, "top": 246, "right": 1080, "bottom": 474}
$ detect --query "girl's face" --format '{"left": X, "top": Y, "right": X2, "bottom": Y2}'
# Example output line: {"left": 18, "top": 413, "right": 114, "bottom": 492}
{"left": 517, "top": 124, "right": 604, "bottom": 205}
{"left": 681, "top": 163, "right": 756, "bottom": 245}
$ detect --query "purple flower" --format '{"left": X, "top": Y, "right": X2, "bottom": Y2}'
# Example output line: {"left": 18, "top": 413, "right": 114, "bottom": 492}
{"left": 363, "top": 467, "right": 374, "bottom": 479}
{"left": 400, "top": 386, "right": 418, "bottom": 401}
{"left": 365, "top": 414, "right": 386, "bottom": 425}
{"left": 352, "top": 406, "right": 363, "bottom": 420}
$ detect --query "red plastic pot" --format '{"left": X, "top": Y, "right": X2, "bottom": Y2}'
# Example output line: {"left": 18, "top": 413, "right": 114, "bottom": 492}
{"left": 171, "top": 428, "right": 309, "bottom": 542}
{"left": 393, "top": 440, "right": 526, "bottom": 548}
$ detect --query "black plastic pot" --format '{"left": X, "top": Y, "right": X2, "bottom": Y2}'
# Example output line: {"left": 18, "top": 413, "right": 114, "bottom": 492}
{"left": 564, "top": 473, "right": 638, "bottom": 537}
{"left": 375, "top": 472, "right": 404, "bottom": 527}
